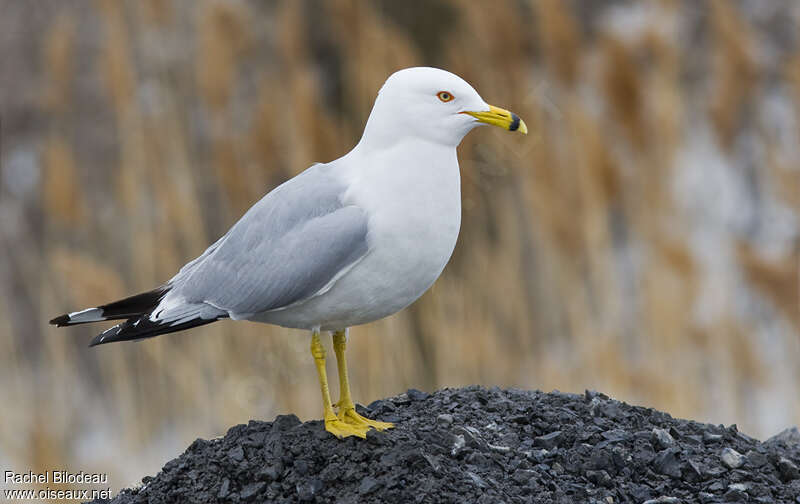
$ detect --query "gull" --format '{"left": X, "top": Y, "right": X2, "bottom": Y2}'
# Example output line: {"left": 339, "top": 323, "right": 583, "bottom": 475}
{"left": 50, "top": 67, "right": 527, "bottom": 438}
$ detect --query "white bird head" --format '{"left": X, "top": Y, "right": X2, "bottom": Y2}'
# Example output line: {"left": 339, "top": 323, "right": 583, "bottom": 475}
{"left": 359, "top": 67, "right": 527, "bottom": 149}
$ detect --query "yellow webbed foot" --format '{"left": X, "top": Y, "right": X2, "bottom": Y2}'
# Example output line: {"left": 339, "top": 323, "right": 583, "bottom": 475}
{"left": 338, "top": 406, "right": 394, "bottom": 432}
{"left": 324, "top": 412, "right": 371, "bottom": 439}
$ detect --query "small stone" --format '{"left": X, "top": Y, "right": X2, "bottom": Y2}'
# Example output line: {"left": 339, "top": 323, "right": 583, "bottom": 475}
{"left": 466, "top": 451, "right": 488, "bottom": 466}
{"left": 436, "top": 414, "right": 454, "bottom": 426}
{"left": 258, "top": 462, "right": 283, "bottom": 482}
{"left": 703, "top": 465, "right": 726, "bottom": 478}
{"left": 217, "top": 478, "right": 230, "bottom": 499}
{"left": 227, "top": 445, "right": 244, "bottom": 462}
{"left": 421, "top": 452, "right": 440, "bottom": 472}
{"left": 245, "top": 430, "right": 267, "bottom": 447}
{"left": 585, "top": 469, "right": 612, "bottom": 487}
{"left": 488, "top": 443, "right": 511, "bottom": 453}
{"left": 271, "top": 414, "right": 301, "bottom": 432}
{"left": 703, "top": 432, "right": 723, "bottom": 443}
{"left": 266, "top": 438, "right": 284, "bottom": 459}
{"left": 527, "top": 448, "right": 549, "bottom": 462}
{"left": 407, "top": 388, "right": 429, "bottom": 401}
{"left": 585, "top": 390, "right": 607, "bottom": 401}
{"left": 777, "top": 457, "right": 800, "bottom": 482}
{"left": 723, "top": 484, "right": 747, "bottom": 502}
{"left": 707, "top": 481, "right": 726, "bottom": 492}
{"left": 597, "top": 400, "right": 624, "bottom": 419}
{"left": 728, "top": 468, "right": 750, "bottom": 482}
{"left": 466, "top": 471, "right": 488, "bottom": 488}
{"left": 366, "top": 428, "right": 385, "bottom": 445}
{"left": 745, "top": 450, "right": 768, "bottom": 467}
{"left": 512, "top": 469, "right": 536, "bottom": 484}
{"left": 296, "top": 479, "right": 323, "bottom": 501}
{"left": 642, "top": 497, "right": 680, "bottom": 504}
{"left": 451, "top": 434, "right": 466, "bottom": 456}
{"left": 720, "top": 447, "right": 744, "bottom": 469}
{"left": 684, "top": 458, "right": 703, "bottom": 482}
{"left": 652, "top": 428, "right": 674, "bottom": 449}
{"left": 697, "top": 492, "right": 715, "bottom": 503}
{"left": 366, "top": 399, "right": 385, "bottom": 412}
{"left": 534, "top": 431, "right": 563, "bottom": 449}
{"left": 239, "top": 481, "right": 265, "bottom": 501}
{"left": 601, "top": 428, "right": 629, "bottom": 443}
{"left": 358, "top": 477, "right": 382, "bottom": 495}
{"left": 293, "top": 459, "right": 309, "bottom": 476}
{"left": 653, "top": 448, "right": 682, "bottom": 478}
{"left": 393, "top": 393, "right": 412, "bottom": 405}
{"left": 455, "top": 426, "right": 485, "bottom": 449}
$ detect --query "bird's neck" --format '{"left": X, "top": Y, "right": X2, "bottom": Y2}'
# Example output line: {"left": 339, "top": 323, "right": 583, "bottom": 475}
{"left": 356, "top": 93, "right": 400, "bottom": 151}
{"left": 347, "top": 135, "right": 457, "bottom": 172}
{"left": 340, "top": 137, "right": 460, "bottom": 202}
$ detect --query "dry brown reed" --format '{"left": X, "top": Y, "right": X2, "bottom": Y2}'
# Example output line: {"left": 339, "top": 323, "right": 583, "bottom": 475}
{"left": 0, "top": 0, "right": 798, "bottom": 495}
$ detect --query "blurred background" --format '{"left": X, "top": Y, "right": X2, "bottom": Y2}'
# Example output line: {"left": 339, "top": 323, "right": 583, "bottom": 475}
{"left": 1, "top": 0, "right": 798, "bottom": 495}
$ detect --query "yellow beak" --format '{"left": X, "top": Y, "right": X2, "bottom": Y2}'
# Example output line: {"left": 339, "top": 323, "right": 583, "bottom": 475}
{"left": 462, "top": 104, "right": 528, "bottom": 134}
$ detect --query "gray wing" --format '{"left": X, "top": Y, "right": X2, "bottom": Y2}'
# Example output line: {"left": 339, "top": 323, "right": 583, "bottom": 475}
{"left": 168, "top": 163, "right": 369, "bottom": 317}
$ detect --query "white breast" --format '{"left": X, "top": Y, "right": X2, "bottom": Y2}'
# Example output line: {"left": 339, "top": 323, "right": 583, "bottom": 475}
{"left": 258, "top": 141, "right": 462, "bottom": 330}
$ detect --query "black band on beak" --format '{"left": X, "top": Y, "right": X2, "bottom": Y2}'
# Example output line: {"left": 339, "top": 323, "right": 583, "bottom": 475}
{"left": 509, "top": 113, "right": 521, "bottom": 132}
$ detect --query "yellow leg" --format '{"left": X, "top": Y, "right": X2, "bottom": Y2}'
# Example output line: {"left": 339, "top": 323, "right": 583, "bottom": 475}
{"left": 332, "top": 329, "right": 394, "bottom": 432}
{"left": 310, "top": 330, "right": 369, "bottom": 438}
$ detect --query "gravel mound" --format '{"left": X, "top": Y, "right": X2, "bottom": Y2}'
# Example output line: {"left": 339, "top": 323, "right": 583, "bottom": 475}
{"left": 93, "top": 387, "right": 800, "bottom": 504}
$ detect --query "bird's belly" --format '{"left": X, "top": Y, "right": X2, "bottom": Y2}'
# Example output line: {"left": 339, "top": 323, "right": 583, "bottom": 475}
{"left": 334, "top": 216, "right": 460, "bottom": 323}
{"left": 256, "top": 196, "right": 461, "bottom": 330}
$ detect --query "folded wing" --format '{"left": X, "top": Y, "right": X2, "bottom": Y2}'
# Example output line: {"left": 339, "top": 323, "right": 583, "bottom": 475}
{"left": 161, "top": 163, "right": 370, "bottom": 319}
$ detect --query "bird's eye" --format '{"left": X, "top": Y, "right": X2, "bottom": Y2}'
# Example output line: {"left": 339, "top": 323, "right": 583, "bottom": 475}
{"left": 437, "top": 91, "right": 454, "bottom": 102}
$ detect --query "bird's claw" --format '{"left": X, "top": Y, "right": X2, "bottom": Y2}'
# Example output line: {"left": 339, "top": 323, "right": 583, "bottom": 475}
{"left": 338, "top": 406, "right": 394, "bottom": 432}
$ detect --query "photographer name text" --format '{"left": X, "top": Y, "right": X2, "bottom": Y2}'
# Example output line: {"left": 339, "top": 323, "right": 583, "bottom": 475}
{"left": 5, "top": 470, "right": 108, "bottom": 485}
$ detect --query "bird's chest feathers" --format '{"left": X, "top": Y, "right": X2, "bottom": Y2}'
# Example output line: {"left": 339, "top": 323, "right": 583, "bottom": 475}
{"left": 345, "top": 147, "right": 462, "bottom": 285}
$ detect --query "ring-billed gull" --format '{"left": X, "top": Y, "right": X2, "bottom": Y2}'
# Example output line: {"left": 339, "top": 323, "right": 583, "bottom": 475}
{"left": 51, "top": 67, "right": 527, "bottom": 438}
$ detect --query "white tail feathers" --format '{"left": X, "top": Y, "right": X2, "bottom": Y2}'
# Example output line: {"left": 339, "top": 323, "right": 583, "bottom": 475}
{"left": 69, "top": 307, "right": 106, "bottom": 322}
{"left": 51, "top": 307, "right": 107, "bottom": 326}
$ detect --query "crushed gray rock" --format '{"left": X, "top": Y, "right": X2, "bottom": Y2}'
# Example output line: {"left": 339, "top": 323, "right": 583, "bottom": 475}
{"left": 777, "top": 456, "right": 800, "bottom": 482}
{"left": 767, "top": 426, "right": 800, "bottom": 446}
{"left": 436, "top": 414, "right": 454, "bottom": 427}
{"left": 652, "top": 428, "right": 674, "bottom": 449}
{"left": 88, "top": 387, "right": 800, "bottom": 504}
{"left": 533, "top": 430, "right": 563, "bottom": 449}
{"left": 720, "top": 447, "right": 744, "bottom": 469}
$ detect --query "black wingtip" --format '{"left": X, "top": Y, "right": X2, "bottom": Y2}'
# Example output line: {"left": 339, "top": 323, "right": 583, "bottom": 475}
{"left": 50, "top": 314, "right": 71, "bottom": 326}
{"left": 89, "top": 325, "right": 120, "bottom": 347}
{"left": 87, "top": 315, "right": 222, "bottom": 348}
